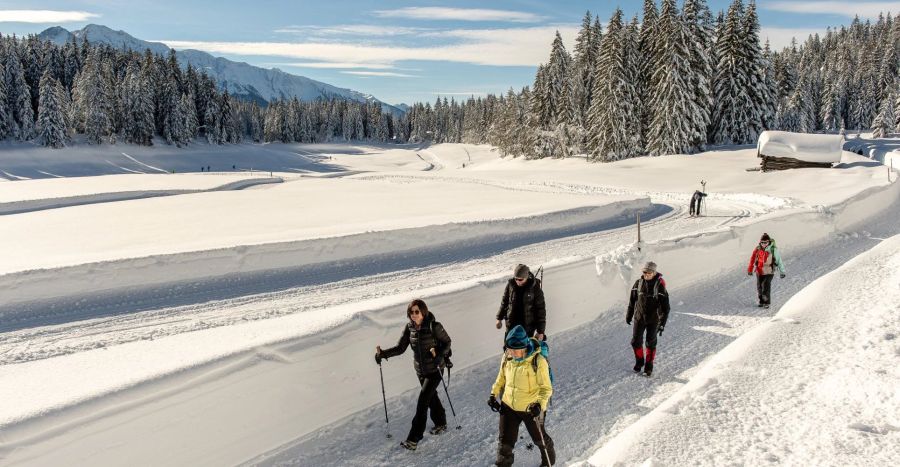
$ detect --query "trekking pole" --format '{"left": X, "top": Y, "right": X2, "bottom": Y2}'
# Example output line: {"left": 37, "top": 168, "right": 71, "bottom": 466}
{"left": 533, "top": 412, "right": 551, "bottom": 466}
{"left": 378, "top": 362, "right": 392, "bottom": 438}
{"left": 439, "top": 368, "right": 462, "bottom": 430}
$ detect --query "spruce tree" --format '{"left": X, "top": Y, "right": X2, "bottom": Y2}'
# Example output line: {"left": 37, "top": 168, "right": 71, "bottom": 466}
{"left": 37, "top": 70, "right": 66, "bottom": 148}
{"left": 647, "top": 0, "right": 696, "bottom": 156}
{"left": 682, "top": 0, "right": 714, "bottom": 149}
{"left": 588, "top": 9, "right": 635, "bottom": 161}
{"left": 5, "top": 43, "right": 35, "bottom": 140}
{"left": 711, "top": 0, "right": 751, "bottom": 144}
{"left": 872, "top": 92, "right": 895, "bottom": 137}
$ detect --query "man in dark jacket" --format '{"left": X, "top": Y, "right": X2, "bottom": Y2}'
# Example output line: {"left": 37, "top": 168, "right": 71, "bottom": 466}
{"left": 626, "top": 261, "right": 670, "bottom": 377}
{"left": 689, "top": 190, "right": 707, "bottom": 217}
{"left": 496, "top": 264, "right": 546, "bottom": 341}
{"left": 376, "top": 299, "right": 452, "bottom": 450}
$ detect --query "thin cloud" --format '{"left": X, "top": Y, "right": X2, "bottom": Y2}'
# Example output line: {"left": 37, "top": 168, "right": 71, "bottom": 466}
{"left": 341, "top": 71, "right": 419, "bottom": 78}
{"left": 373, "top": 7, "right": 542, "bottom": 23}
{"left": 0, "top": 9, "right": 99, "bottom": 23}
{"left": 264, "top": 62, "right": 396, "bottom": 69}
{"left": 760, "top": 26, "right": 828, "bottom": 50}
{"left": 275, "top": 25, "right": 432, "bottom": 37}
{"left": 158, "top": 25, "right": 579, "bottom": 67}
{"left": 763, "top": 1, "right": 900, "bottom": 19}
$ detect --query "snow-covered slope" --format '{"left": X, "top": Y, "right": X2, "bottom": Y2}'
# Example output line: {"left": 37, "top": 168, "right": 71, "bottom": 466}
{"left": 38, "top": 25, "right": 401, "bottom": 114}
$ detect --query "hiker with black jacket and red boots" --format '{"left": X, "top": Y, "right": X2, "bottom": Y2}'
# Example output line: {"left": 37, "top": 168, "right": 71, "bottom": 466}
{"left": 747, "top": 232, "right": 786, "bottom": 309}
{"left": 375, "top": 299, "right": 452, "bottom": 451}
{"left": 496, "top": 264, "right": 546, "bottom": 341}
{"left": 626, "top": 261, "right": 671, "bottom": 377}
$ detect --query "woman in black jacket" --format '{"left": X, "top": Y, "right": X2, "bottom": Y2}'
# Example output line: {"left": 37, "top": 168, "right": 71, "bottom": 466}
{"left": 376, "top": 299, "right": 452, "bottom": 451}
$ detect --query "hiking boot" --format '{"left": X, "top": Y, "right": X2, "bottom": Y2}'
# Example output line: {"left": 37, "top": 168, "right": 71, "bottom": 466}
{"left": 643, "top": 362, "right": 653, "bottom": 377}
{"left": 400, "top": 440, "right": 417, "bottom": 451}
{"left": 429, "top": 425, "right": 447, "bottom": 435}
{"left": 633, "top": 357, "right": 645, "bottom": 373}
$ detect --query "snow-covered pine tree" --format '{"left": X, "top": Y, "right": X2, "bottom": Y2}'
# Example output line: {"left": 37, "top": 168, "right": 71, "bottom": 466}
{"left": 647, "top": 0, "right": 696, "bottom": 156}
{"left": 37, "top": 70, "right": 66, "bottom": 148}
{"left": 623, "top": 16, "right": 645, "bottom": 156}
{"left": 742, "top": 1, "right": 772, "bottom": 140}
{"left": 589, "top": 8, "right": 629, "bottom": 161}
{"left": 711, "top": 0, "right": 751, "bottom": 144}
{"left": 5, "top": 42, "right": 35, "bottom": 140}
{"left": 546, "top": 31, "right": 575, "bottom": 128}
{"left": 0, "top": 56, "right": 12, "bottom": 140}
{"left": 72, "top": 49, "right": 113, "bottom": 144}
{"left": 163, "top": 82, "right": 185, "bottom": 145}
{"left": 638, "top": 0, "right": 661, "bottom": 142}
{"left": 179, "top": 92, "right": 198, "bottom": 142}
{"left": 204, "top": 94, "right": 223, "bottom": 144}
{"left": 573, "top": 11, "right": 597, "bottom": 128}
{"left": 872, "top": 91, "right": 896, "bottom": 137}
{"left": 122, "top": 63, "right": 154, "bottom": 145}
{"left": 682, "top": 0, "right": 714, "bottom": 150}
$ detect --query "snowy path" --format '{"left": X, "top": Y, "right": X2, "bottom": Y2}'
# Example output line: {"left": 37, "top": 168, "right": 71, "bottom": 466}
{"left": 250, "top": 196, "right": 900, "bottom": 467}
{"left": 0, "top": 195, "right": 755, "bottom": 364}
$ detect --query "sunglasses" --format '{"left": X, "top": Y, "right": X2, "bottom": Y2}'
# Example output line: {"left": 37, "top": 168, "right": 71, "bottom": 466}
{"left": 514, "top": 277, "right": 527, "bottom": 282}
{"left": 409, "top": 308, "right": 422, "bottom": 315}
{"left": 642, "top": 270, "right": 654, "bottom": 274}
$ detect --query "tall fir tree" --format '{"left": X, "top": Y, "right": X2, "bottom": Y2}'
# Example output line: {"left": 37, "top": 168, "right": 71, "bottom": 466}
{"left": 37, "top": 70, "right": 66, "bottom": 148}
{"left": 5, "top": 42, "right": 35, "bottom": 140}
{"left": 589, "top": 9, "right": 633, "bottom": 161}
{"left": 711, "top": 0, "right": 751, "bottom": 144}
{"left": 742, "top": 0, "right": 773, "bottom": 139}
{"left": 682, "top": 0, "right": 714, "bottom": 149}
{"left": 647, "top": 0, "right": 697, "bottom": 156}
{"left": 871, "top": 91, "right": 895, "bottom": 137}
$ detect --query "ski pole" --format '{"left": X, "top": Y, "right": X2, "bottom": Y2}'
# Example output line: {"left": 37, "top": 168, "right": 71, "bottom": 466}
{"left": 378, "top": 361, "right": 392, "bottom": 438}
{"left": 439, "top": 368, "right": 462, "bottom": 430}
{"left": 533, "top": 412, "right": 551, "bottom": 467}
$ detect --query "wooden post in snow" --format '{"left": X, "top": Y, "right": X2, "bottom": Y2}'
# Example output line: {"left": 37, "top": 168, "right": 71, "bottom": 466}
{"left": 636, "top": 212, "right": 642, "bottom": 251}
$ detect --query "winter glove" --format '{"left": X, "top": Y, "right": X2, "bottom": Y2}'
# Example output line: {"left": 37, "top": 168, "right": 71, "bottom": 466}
{"left": 375, "top": 348, "right": 383, "bottom": 364}
{"left": 780, "top": 273, "right": 786, "bottom": 279}
{"left": 748, "top": 271, "right": 753, "bottom": 276}
{"left": 526, "top": 402, "right": 542, "bottom": 418}
{"left": 658, "top": 326, "right": 664, "bottom": 336}
{"left": 626, "top": 318, "right": 632, "bottom": 325}
{"left": 488, "top": 395, "right": 502, "bottom": 412}
{"left": 444, "top": 357, "right": 454, "bottom": 369}
{"left": 434, "top": 356, "right": 444, "bottom": 369}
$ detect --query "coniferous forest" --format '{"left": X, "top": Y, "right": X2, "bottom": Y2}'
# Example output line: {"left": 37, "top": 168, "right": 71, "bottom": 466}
{"left": 1, "top": 0, "right": 898, "bottom": 161}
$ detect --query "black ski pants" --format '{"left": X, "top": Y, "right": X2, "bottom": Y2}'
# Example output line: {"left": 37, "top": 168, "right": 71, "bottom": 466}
{"left": 496, "top": 403, "right": 555, "bottom": 466}
{"left": 406, "top": 372, "right": 446, "bottom": 442}
{"left": 689, "top": 197, "right": 699, "bottom": 215}
{"left": 756, "top": 274, "right": 774, "bottom": 305}
{"left": 631, "top": 319, "right": 659, "bottom": 350}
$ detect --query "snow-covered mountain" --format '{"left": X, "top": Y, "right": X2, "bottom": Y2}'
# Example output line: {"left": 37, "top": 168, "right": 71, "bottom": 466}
{"left": 39, "top": 25, "right": 402, "bottom": 114}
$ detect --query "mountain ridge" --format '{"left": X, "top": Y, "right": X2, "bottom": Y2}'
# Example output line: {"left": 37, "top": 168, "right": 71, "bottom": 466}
{"left": 39, "top": 25, "right": 401, "bottom": 115}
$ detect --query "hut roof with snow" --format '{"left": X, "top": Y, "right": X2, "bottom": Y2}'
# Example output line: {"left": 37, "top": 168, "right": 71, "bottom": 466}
{"left": 757, "top": 131, "right": 843, "bottom": 171}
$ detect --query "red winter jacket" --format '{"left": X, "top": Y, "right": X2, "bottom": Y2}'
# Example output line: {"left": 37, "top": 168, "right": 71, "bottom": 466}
{"left": 747, "top": 243, "right": 785, "bottom": 276}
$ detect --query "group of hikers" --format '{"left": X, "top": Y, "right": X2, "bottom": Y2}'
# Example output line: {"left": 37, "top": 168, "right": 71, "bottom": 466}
{"left": 374, "top": 233, "right": 786, "bottom": 466}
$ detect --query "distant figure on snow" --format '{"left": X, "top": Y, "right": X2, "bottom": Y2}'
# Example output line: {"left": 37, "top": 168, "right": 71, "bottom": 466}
{"left": 375, "top": 299, "right": 452, "bottom": 451}
{"left": 489, "top": 325, "right": 555, "bottom": 466}
{"left": 626, "top": 261, "right": 670, "bottom": 377}
{"left": 689, "top": 190, "right": 707, "bottom": 216}
{"left": 747, "top": 233, "right": 786, "bottom": 309}
{"left": 496, "top": 264, "right": 546, "bottom": 343}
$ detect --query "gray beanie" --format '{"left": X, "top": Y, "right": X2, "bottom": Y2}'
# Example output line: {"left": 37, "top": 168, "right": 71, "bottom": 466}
{"left": 642, "top": 261, "right": 657, "bottom": 273}
{"left": 513, "top": 264, "right": 530, "bottom": 279}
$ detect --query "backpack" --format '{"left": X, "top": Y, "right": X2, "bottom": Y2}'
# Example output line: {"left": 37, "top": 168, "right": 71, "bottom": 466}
{"left": 530, "top": 338, "right": 554, "bottom": 384}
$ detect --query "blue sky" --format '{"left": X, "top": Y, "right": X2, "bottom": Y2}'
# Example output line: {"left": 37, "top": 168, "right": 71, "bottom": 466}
{"left": 1, "top": 1, "right": 898, "bottom": 105}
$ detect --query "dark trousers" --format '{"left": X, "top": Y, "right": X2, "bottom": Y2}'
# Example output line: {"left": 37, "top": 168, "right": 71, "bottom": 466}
{"left": 631, "top": 319, "right": 658, "bottom": 350}
{"left": 690, "top": 197, "right": 702, "bottom": 215}
{"left": 406, "top": 372, "right": 446, "bottom": 442}
{"left": 496, "top": 403, "right": 555, "bottom": 466}
{"left": 756, "top": 274, "right": 774, "bottom": 305}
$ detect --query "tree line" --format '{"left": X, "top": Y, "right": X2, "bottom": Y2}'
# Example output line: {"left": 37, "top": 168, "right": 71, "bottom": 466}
{"left": 1, "top": 0, "right": 898, "bottom": 159}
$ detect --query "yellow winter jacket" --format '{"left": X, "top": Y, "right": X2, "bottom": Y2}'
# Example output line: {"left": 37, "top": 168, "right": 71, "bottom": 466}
{"left": 490, "top": 349, "right": 553, "bottom": 412}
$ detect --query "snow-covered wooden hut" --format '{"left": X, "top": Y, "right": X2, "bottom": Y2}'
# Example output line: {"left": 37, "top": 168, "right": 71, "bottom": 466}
{"left": 756, "top": 131, "right": 843, "bottom": 171}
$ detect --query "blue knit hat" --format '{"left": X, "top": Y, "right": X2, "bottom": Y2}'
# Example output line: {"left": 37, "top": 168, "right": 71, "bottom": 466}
{"left": 505, "top": 325, "right": 529, "bottom": 349}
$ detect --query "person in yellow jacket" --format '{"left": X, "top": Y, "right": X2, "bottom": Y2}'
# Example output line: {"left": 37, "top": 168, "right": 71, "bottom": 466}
{"left": 487, "top": 325, "right": 555, "bottom": 466}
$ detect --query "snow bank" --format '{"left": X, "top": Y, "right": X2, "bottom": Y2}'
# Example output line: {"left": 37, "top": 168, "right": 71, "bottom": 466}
{"left": 0, "top": 198, "right": 650, "bottom": 313}
{"left": 0, "top": 176, "right": 281, "bottom": 216}
{"left": 757, "top": 131, "right": 842, "bottom": 163}
{"left": 581, "top": 234, "right": 900, "bottom": 466}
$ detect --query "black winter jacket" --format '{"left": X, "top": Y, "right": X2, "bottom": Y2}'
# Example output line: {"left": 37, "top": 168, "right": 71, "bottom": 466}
{"left": 496, "top": 273, "right": 546, "bottom": 335}
{"left": 626, "top": 273, "right": 671, "bottom": 326}
{"left": 381, "top": 312, "right": 452, "bottom": 377}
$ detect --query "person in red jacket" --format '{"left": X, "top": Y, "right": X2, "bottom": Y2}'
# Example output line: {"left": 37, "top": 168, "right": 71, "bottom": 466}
{"left": 747, "top": 233, "right": 786, "bottom": 309}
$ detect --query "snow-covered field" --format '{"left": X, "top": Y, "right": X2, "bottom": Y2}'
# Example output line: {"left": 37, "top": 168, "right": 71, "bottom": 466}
{"left": 0, "top": 141, "right": 897, "bottom": 466}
